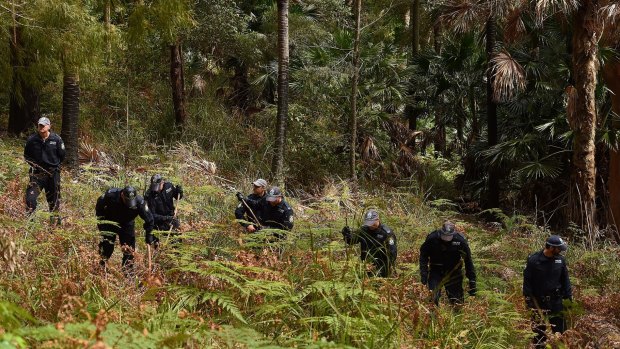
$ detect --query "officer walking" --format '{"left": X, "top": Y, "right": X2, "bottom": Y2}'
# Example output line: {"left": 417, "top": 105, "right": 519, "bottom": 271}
{"left": 341, "top": 209, "right": 397, "bottom": 277}
{"left": 419, "top": 221, "right": 476, "bottom": 305}
{"left": 23, "top": 116, "right": 65, "bottom": 223}
{"left": 144, "top": 174, "right": 184, "bottom": 234}
{"left": 235, "top": 178, "right": 268, "bottom": 232}
{"left": 96, "top": 186, "right": 156, "bottom": 273}
{"left": 523, "top": 235, "right": 572, "bottom": 348}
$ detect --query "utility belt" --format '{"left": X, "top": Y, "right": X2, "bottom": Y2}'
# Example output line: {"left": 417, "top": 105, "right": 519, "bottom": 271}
{"left": 534, "top": 289, "right": 562, "bottom": 302}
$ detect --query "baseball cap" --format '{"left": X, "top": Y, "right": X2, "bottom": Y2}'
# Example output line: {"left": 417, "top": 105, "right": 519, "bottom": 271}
{"left": 150, "top": 174, "right": 163, "bottom": 192}
{"left": 253, "top": 178, "right": 268, "bottom": 188}
{"left": 121, "top": 186, "right": 138, "bottom": 209}
{"left": 265, "top": 187, "right": 283, "bottom": 202}
{"left": 440, "top": 221, "right": 456, "bottom": 241}
{"left": 362, "top": 209, "right": 380, "bottom": 227}
{"left": 37, "top": 117, "right": 51, "bottom": 126}
{"left": 546, "top": 235, "right": 567, "bottom": 251}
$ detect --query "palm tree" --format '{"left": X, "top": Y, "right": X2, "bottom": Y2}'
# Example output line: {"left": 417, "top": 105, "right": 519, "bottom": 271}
{"left": 441, "top": 0, "right": 512, "bottom": 209}
{"left": 272, "top": 0, "right": 289, "bottom": 185}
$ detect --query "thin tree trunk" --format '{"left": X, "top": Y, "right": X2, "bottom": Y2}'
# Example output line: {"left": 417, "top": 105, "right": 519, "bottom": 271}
{"left": 61, "top": 72, "right": 80, "bottom": 169}
{"left": 8, "top": 26, "right": 39, "bottom": 135}
{"left": 170, "top": 41, "right": 187, "bottom": 125}
{"left": 603, "top": 57, "right": 620, "bottom": 240}
{"left": 568, "top": 0, "right": 600, "bottom": 235}
{"left": 105, "top": 0, "right": 111, "bottom": 63}
{"left": 272, "top": 0, "right": 289, "bottom": 185}
{"left": 485, "top": 14, "right": 500, "bottom": 209}
{"left": 349, "top": 0, "right": 362, "bottom": 185}
{"left": 433, "top": 18, "right": 442, "bottom": 54}
{"left": 404, "top": 0, "right": 421, "bottom": 132}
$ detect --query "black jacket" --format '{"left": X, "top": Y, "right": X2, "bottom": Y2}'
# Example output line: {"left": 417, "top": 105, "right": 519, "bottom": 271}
{"left": 523, "top": 250, "right": 572, "bottom": 300}
{"left": 235, "top": 193, "right": 265, "bottom": 227}
{"left": 419, "top": 230, "right": 476, "bottom": 284}
{"left": 144, "top": 182, "right": 183, "bottom": 225}
{"left": 95, "top": 188, "right": 154, "bottom": 234}
{"left": 246, "top": 198, "right": 294, "bottom": 230}
{"left": 24, "top": 132, "right": 66, "bottom": 172}
{"left": 343, "top": 224, "right": 397, "bottom": 263}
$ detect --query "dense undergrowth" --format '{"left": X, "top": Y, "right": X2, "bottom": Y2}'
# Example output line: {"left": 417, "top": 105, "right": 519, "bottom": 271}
{"left": 1, "top": 137, "right": 620, "bottom": 348}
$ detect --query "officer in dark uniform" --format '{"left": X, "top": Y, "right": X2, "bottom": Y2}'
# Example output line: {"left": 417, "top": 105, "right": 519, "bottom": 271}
{"left": 341, "top": 209, "right": 397, "bottom": 277}
{"left": 144, "top": 174, "right": 184, "bottom": 232}
{"left": 96, "top": 186, "right": 156, "bottom": 271}
{"left": 240, "top": 186, "right": 294, "bottom": 241}
{"left": 419, "top": 221, "right": 476, "bottom": 305}
{"left": 234, "top": 178, "right": 268, "bottom": 232}
{"left": 23, "top": 116, "right": 65, "bottom": 221}
{"left": 523, "top": 235, "right": 572, "bottom": 348}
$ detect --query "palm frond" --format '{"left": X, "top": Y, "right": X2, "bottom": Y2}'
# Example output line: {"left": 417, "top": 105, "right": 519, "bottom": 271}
{"left": 535, "top": 0, "right": 579, "bottom": 24}
{"left": 491, "top": 51, "right": 526, "bottom": 102}
{"left": 441, "top": 0, "right": 484, "bottom": 33}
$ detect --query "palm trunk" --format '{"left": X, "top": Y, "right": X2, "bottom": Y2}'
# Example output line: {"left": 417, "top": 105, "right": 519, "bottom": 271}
{"left": 567, "top": 0, "right": 600, "bottom": 235}
{"left": 170, "top": 41, "right": 187, "bottom": 125}
{"left": 485, "top": 14, "right": 500, "bottom": 208}
{"left": 404, "top": 0, "right": 421, "bottom": 132}
{"left": 349, "top": 0, "right": 362, "bottom": 184}
{"left": 61, "top": 72, "right": 80, "bottom": 169}
{"left": 8, "top": 26, "right": 39, "bottom": 135}
{"left": 603, "top": 60, "right": 620, "bottom": 240}
{"left": 272, "top": 0, "right": 289, "bottom": 185}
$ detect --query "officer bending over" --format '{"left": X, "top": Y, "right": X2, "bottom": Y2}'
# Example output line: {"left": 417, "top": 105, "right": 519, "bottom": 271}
{"left": 144, "top": 174, "right": 183, "bottom": 233}
{"left": 341, "top": 209, "right": 397, "bottom": 277}
{"left": 96, "top": 186, "right": 156, "bottom": 272}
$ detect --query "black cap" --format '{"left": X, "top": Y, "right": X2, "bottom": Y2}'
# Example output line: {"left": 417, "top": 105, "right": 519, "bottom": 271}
{"left": 150, "top": 174, "right": 163, "bottom": 192}
{"left": 546, "top": 235, "right": 567, "bottom": 251}
{"left": 266, "top": 187, "right": 283, "bottom": 202}
{"left": 121, "top": 186, "right": 138, "bottom": 208}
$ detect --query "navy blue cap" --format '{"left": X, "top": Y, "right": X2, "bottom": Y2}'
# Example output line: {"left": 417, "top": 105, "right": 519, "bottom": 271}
{"left": 546, "top": 235, "right": 567, "bottom": 251}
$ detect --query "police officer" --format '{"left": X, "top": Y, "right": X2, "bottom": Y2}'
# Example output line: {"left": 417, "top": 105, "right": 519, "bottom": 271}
{"left": 24, "top": 116, "right": 65, "bottom": 221}
{"left": 341, "top": 209, "right": 397, "bottom": 277}
{"left": 96, "top": 186, "right": 156, "bottom": 272}
{"left": 240, "top": 186, "right": 294, "bottom": 240}
{"left": 144, "top": 174, "right": 184, "bottom": 232}
{"left": 523, "top": 235, "right": 572, "bottom": 348}
{"left": 234, "top": 178, "right": 268, "bottom": 232}
{"left": 419, "top": 221, "right": 476, "bottom": 305}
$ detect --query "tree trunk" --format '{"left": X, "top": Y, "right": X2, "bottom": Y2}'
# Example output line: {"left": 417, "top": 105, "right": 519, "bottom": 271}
{"left": 61, "top": 72, "right": 80, "bottom": 169}
{"left": 8, "top": 26, "right": 39, "bottom": 135}
{"left": 404, "top": 0, "right": 420, "bottom": 132}
{"left": 105, "top": 0, "right": 111, "bottom": 63}
{"left": 349, "top": 0, "right": 362, "bottom": 185}
{"left": 567, "top": 0, "right": 600, "bottom": 236}
{"left": 485, "top": 14, "right": 500, "bottom": 209}
{"left": 603, "top": 58, "right": 620, "bottom": 239}
{"left": 271, "top": 0, "right": 289, "bottom": 185}
{"left": 170, "top": 41, "right": 187, "bottom": 126}
{"left": 433, "top": 18, "right": 442, "bottom": 54}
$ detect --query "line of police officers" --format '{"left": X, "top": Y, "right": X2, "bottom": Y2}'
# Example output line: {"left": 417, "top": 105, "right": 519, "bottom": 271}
{"left": 23, "top": 118, "right": 572, "bottom": 347}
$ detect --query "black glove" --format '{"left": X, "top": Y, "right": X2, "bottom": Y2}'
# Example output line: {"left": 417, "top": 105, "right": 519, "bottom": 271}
{"left": 341, "top": 226, "right": 351, "bottom": 235}
{"left": 176, "top": 185, "right": 184, "bottom": 199}
{"left": 236, "top": 192, "right": 245, "bottom": 202}
{"left": 468, "top": 281, "right": 477, "bottom": 296}
{"left": 421, "top": 276, "right": 428, "bottom": 287}
{"left": 145, "top": 233, "right": 159, "bottom": 245}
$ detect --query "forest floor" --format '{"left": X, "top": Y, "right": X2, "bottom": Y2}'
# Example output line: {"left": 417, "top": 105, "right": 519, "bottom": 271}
{"left": 1, "top": 137, "right": 620, "bottom": 348}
